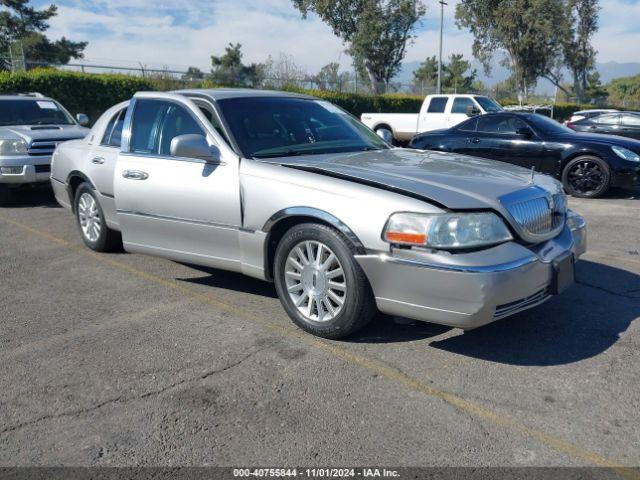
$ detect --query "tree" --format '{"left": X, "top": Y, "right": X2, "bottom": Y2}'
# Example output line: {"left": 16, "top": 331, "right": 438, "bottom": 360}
{"left": 182, "top": 66, "right": 205, "bottom": 82}
{"left": 562, "top": 0, "right": 599, "bottom": 102}
{"left": 413, "top": 55, "right": 438, "bottom": 89}
{"left": 210, "top": 43, "right": 264, "bottom": 87}
{"left": 292, "top": 0, "right": 426, "bottom": 94}
{"left": 262, "top": 53, "right": 306, "bottom": 89}
{"left": 444, "top": 54, "right": 477, "bottom": 92}
{"left": 456, "top": 0, "right": 567, "bottom": 100}
{"left": 0, "top": 1, "right": 87, "bottom": 70}
{"left": 313, "top": 62, "right": 350, "bottom": 91}
{"left": 606, "top": 75, "right": 640, "bottom": 106}
{"left": 413, "top": 54, "right": 477, "bottom": 93}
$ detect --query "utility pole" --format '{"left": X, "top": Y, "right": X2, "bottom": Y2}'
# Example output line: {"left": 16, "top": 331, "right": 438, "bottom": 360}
{"left": 437, "top": 0, "right": 448, "bottom": 95}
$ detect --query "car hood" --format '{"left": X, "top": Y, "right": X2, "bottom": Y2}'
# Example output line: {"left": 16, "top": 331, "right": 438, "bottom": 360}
{"left": 273, "top": 148, "right": 561, "bottom": 210}
{"left": 0, "top": 124, "right": 89, "bottom": 143}
{"left": 552, "top": 132, "right": 640, "bottom": 151}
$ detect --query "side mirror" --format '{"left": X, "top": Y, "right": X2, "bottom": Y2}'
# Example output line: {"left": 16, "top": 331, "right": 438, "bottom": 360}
{"left": 466, "top": 106, "right": 481, "bottom": 117}
{"left": 170, "top": 134, "right": 220, "bottom": 162}
{"left": 376, "top": 128, "right": 393, "bottom": 145}
{"left": 516, "top": 126, "right": 534, "bottom": 138}
{"left": 76, "top": 113, "right": 89, "bottom": 126}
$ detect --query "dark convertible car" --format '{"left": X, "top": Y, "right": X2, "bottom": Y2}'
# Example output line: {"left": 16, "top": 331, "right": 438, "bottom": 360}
{"left": 409, "top": 112, "right": 640, "bottom": 198}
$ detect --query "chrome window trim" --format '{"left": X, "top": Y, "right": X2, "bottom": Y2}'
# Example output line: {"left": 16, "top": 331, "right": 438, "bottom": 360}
{"left": 119, "top": 150, "right": 225, "bottom": 166}
{"left": 101, "top": 107, "right": 127, "bottom": 148}
{"left": 122, "top": 96, "right": 211, "bottom": 154}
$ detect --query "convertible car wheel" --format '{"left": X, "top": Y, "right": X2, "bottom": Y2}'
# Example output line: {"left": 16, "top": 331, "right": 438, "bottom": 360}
{"left": 74, "top": 183, "right": 121, "bottom": 252}
{"left": 274, "top": 223, "right": 376, "bottom": 339}
{"left": 562, "top": 156, "right": 610, "bottom": 198}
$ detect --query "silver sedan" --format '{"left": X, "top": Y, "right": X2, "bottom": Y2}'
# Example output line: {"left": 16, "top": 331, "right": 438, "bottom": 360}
{"left": 51, "top": 89, "right": 586, "bottom": 339}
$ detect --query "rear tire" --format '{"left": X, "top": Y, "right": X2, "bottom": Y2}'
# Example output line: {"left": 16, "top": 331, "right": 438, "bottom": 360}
{"left": 273, "top": 223, "right": 376, "bottom": 339}
{"left": 562, "top": 156, "right": 610, "bottom": 198}
{"left": 74, "top": 182, "right": 121, "bottom": 252}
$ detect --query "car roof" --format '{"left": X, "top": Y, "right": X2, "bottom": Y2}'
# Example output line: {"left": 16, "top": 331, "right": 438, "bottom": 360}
{"left": 176, "top": 88, "right": 316, "bottom": 101}
{"left": 0, "top": 94, "right": 54, "bottom": 101}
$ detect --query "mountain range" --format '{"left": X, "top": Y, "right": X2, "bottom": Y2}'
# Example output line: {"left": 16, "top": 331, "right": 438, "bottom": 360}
{"left": 396, "top": 60, "right": 640, "bottom": 95}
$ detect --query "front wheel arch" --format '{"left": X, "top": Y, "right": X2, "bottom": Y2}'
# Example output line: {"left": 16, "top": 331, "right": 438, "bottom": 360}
{"left": 262, "top": 208, "right": 365, "bottom": 281}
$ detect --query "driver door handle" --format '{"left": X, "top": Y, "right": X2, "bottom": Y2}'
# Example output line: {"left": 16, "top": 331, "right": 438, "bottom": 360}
{"left": 91, "top": 157, "right": 105, "bottom": 165}
{"left": 122, "top": 170, "right": 149, "bottom": 180}
{"left": 470, "top": 138, "right": 481, "bottom": 144}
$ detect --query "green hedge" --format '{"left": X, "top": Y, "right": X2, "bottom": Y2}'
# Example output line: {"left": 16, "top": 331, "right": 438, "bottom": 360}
{"left": 303, "top": 90, "right": 424, "bottom": 118}
{"left": 0, "top": 69, "right": 154, "bottom": 122}
{"left": 0, "top": 69, "right": 606, "bottom": 124}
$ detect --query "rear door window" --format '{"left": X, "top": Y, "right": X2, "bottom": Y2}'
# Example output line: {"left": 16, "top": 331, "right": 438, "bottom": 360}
{"left": 427, "top": 97, "right": 448, "bottom": 113}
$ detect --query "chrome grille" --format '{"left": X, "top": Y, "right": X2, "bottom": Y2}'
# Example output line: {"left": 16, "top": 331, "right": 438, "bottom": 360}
{"left": 505, "top": 192, "right": 566, "bottom": 238}
{"left": 28, "top": 138, "right": 77, "bottom": 156}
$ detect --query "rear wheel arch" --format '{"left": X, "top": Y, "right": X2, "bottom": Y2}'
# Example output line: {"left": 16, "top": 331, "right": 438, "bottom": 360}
{"left": 67, "top": 171, "right": 95, "bottom": 212}
{"left": 373, "top": 123, "right": 393, "bottom": 133}
{"left": 262, "top": 208, "right": 365, "bottom": 281}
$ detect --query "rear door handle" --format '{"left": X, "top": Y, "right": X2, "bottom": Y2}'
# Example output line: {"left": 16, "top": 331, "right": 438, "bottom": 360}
{"left": 122, "top": 170, "right": 149, "bottom": 180}
{"left": 470, "top": 138, "right": 481, "bottom": 144}
{"left": 91, "top": 157, "right": 105, "bottom": 165}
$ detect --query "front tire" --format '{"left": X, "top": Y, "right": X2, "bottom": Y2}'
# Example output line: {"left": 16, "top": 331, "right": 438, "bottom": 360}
{"left": 274, "top": 223, "right": 376, "bottom": 339}
{"left": 74, "top": 183, "right": 121, "bottom": 252}
{"left": 562, "top": 156, "right": 610, "bottom": 198}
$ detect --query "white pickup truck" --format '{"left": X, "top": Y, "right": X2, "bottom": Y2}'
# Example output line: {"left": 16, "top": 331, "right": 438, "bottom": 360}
{"left": 361, "top": 94, "right": 503, "bottom": 143}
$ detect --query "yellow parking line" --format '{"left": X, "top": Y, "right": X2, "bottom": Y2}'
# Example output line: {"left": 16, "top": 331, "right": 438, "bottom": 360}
{"left": 0, "top": 214, "right": 637, "bottom": 479}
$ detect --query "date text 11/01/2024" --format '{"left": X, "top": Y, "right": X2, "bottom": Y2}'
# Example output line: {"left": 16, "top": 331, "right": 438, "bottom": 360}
{"left": 232, "top": 468, "right": 400, "bottom": 477}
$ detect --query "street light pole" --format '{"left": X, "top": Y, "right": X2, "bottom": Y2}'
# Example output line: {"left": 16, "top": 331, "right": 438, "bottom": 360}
{"left": 437, "top": 0, "right": 448, "bottom": 95}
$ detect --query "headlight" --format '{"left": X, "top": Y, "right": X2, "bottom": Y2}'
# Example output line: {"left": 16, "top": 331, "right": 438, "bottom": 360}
{"left": 0, "top": 139, "right": 28, "bottom": 156}
{"left": 383, "top": 212, "right": 513, "bottom": 249}
{"left": 611, "top": 146, "right": 640, "bottom": 162}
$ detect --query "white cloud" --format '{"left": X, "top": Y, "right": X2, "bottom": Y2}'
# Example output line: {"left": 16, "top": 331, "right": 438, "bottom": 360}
{"left": 45, "top": 0, "right": 348, "bottom": 73}
{"left": 42, "top": 0, "right": 640, "bottom": 78}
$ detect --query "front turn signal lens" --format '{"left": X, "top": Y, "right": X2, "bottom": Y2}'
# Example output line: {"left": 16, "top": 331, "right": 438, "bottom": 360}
{"left": 385, "top": 231, "right": 427, "bottom": 245}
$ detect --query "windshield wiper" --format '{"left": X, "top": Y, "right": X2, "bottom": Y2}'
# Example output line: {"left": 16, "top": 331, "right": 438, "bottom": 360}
{"left": 252, "top": 150, "right": 306, "bottom": 159}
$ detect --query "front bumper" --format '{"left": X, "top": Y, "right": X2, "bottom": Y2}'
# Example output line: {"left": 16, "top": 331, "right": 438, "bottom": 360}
{"left": 611, "top": 165, "right": 640, "bottom": 188}
{"left": 0, "top": 155, "right": 52, "bottom": 185}
{"left": 356, "top": 211, "right": 587, "bottom": 330}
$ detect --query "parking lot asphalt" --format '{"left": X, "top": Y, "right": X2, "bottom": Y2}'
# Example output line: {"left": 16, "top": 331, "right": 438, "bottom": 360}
{"left": 0, "top": 186, "right": 639, "bottom": 471}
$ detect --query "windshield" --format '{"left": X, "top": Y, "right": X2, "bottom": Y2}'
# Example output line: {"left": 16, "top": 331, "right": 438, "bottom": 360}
{"left": 474, "top": 96, "right": 503, "bottom": 113}
{"left": 526, "top": 113, "right": 574, "bottom": 135}
{"left": 0, "top": 99, "right": 75, "bottom": 126}
{"left": 216, "top": 97, "right": 389, "bottom": 159}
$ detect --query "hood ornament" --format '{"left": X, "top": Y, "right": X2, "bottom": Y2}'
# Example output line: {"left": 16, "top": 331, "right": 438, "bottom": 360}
{"left": 529, "top": 166, "right": 536, "bottom": 184}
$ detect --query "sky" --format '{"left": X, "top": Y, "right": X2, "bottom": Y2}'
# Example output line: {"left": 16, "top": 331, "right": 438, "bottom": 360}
{"left": 32, "top": 0, "right": 640, "bottom": 76}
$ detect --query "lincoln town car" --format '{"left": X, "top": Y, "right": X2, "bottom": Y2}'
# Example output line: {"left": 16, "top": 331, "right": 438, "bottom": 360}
{"left": 50, "top": 89, "right": 587, "bottom": 339}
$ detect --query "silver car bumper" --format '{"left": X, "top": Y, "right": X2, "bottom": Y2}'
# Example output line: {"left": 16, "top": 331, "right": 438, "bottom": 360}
{"left": 356, "top": 211, "right": 587, "bottom": 330}
{"left": 0, "top": 155, "right": 52, "bottom": 185}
